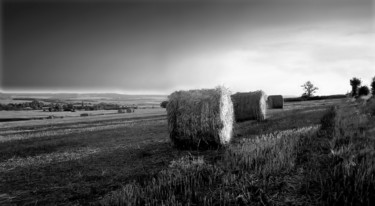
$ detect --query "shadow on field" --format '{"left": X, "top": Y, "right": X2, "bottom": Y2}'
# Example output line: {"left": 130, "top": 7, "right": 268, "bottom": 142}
{"left": 0, "top": 138, "right": 86, "bottom": 162}
{"left": 0, "top": 119, "right": 176, "bottom": 205}
{"left": 0, "top": 141, "right": 194, "bottom": 205}
{"left": 0, "top": 119, "right": 167, "bottom": 162}
{"left": 234, "top": 105, "right": 331, "bottom": 140}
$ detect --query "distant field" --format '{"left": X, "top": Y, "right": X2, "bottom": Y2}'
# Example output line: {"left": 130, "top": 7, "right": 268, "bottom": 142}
{"left": 0, "top": 99, "right": 33, "bottom": 104}
{"left": 0, "top": 109, "right": 119, "bottom": 119}
{"left": 2, "top": 98, "right": 373, "bottom": 205}
{"left": 0, "top": 93, "right": 168, "bottom": 107}
{"left": 0, "top": 108, "right": 166, "bottom": 129}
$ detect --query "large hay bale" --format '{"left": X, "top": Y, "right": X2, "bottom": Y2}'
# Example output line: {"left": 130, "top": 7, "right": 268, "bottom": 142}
{"left": 231, "top": 91, "right": 267, "bottom": 121}
{"left": 267, "top": 95, "right": 284, "bottom": 109}
{"left": 167, "top": 86, "right": 234, "bottom": 148}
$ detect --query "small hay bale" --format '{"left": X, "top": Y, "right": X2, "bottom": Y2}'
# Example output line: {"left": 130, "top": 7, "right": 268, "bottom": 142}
{"left": 167, "top": 86, "right": 234, "bottom": 149}
{"left": 80, "top": 113, "right": 89, "bottom": 117}
{"left": 267, "top": 95, "right": 284, "bottom": 109}
{"left": 231, "top": 91, "right": 267, "bottom": 121}
{"left": 118, "top": 109, "right": 125, "bottom": 113}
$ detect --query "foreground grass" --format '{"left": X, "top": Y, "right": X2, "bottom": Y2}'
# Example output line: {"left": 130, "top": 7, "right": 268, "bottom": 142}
{"left": 0, "top": 118, "right": 185, "bottom": 205}
{"left": 99, "top": 99, "right": 375, "bottom": 206}
{"left": 99, "top": 126, "right": 319, "bottom": 205}
{"left": 297, "top": 101, "right": 375, "bottom": 205}
{"left": 0, "top": 99, "right": 345, "bottom": 205}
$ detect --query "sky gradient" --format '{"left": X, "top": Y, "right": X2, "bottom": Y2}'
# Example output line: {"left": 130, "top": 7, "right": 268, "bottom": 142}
{"left": 1, "top": 0, "right": 374, "bottom": 95}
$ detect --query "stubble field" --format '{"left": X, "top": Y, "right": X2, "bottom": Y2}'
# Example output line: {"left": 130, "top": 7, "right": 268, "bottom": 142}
{"left": 1, "top": 98, "right": 374, "bottom": 205}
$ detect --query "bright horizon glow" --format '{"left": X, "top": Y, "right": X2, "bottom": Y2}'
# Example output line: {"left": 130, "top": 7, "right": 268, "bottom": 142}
{"left": 0, "top": 88, "right": 169, "bottom": 96}
{"left": 1, "top": 0, "right": 374, "bottom": 96}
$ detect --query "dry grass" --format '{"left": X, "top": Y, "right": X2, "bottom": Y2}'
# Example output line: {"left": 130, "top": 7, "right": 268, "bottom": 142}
{"left": 98, "top": 126, "right": 319, "bottom": 205}
{"left": 0, "top": 116, "right": 177, "bottom": 205}
{"left": 0, "top": 117, "right": 166, "bottom": 142}
{"left": 0, "top": 98, "right": 352, "bottom": 205}
{"left": 296, "top": 103, "right": 375, "bottom": 205}
{"left": 0, "top": 110, "right": 118, "bottom": 119}
{"left": 0, "top": 108, "right": 166, "bottom": 129}
{"left": 98, "top": 99, "right": 375, "bottom": 206}
{"left": 0, "top": 147, "right": 100, "bottom": 172}
{"left": 226, "top": 126, "right": 319, "bottom": 177}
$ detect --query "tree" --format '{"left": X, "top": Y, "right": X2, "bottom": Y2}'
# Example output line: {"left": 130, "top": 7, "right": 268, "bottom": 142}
{"left": 301, "top": 81, "right": 319, "bottom": 98}
{"left": 350, "top": 77, "right": 361, "bottom": 97}
{"left": 371, "top": 76, "right": 375, "bottom": 96}
{"left": 160, "top": 101, "right": 168, "bottom": 108}
{"left": 358, "top": 86, "right": 370, "bottom": 96}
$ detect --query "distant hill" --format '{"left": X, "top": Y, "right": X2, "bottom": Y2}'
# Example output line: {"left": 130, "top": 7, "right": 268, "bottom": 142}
{"left": 0, "top": 92, "right": 167, "bottom": 99}
{"left": 0, "top": 93, "right": 12, "bottom": 99}
{"left": 0, "top": 92, "right": 168, "bottom": 106}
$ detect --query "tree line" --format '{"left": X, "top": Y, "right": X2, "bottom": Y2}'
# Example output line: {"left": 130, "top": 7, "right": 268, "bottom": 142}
{"left": 300, "top": 76, "right": 374, "bottom": 99}
{"left": 350, "top": 76, "right": 375, "bottom": 97}
{"left": 0, "top": 100, "right": 137, "bottom": 111}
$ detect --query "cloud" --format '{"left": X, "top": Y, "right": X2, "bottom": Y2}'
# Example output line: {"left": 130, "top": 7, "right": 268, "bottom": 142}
{"left": 2, "top": 0, "right": 373, "bottom": 95}
{"left": 167, "top": 21, "right": 374, "bottom": 95}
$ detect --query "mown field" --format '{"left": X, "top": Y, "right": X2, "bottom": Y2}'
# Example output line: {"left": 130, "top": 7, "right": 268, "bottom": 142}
{"left": 0, "top": 108, "right": 165, "bottom": 130}
{"left": 1, "top": 98, "right": 374, "bottom": 205}
{"left": 0, "top": 93, "right": 168, "bottom": 108}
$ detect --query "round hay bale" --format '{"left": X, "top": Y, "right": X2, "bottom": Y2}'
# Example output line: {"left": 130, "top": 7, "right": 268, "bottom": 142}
{"left": 166, "top": 86, "right": 234, "bottom": 149}
{"left": 267, "top": 95, "right": 284, "bottom": 109}
{"left": 231, "top": 91, "right": 267, "bottom": 121}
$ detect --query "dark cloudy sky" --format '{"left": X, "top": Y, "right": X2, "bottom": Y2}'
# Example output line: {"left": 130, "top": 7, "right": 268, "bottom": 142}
{"left": 1, "top": 0, "right": 374, "bottom": 95}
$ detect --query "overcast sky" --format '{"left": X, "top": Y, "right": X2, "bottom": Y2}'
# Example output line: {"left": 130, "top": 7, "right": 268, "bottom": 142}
{"left": 1, "top": 0, "right": 374, "bottom": 95}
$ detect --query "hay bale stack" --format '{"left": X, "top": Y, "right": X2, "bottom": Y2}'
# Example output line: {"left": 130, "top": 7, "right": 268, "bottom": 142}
{"left": 167, "top": 86, "right": 234, "bottom": 148}
{"left": 231, "top": 91, "right": 267, "bottom": 121}
{"left": 267, "top": 95, "right": 284, "bottom": 109}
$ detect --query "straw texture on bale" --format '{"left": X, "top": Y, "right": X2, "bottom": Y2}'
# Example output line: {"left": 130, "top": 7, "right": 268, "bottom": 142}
{"left": 267, "top": 95, "right": 284, "bottom": 109}
{"left": 166, "top": 86, "right": 234, "bottom": 148}
{"left": 231, "top": 91, "right": 267, "bottom": 121}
